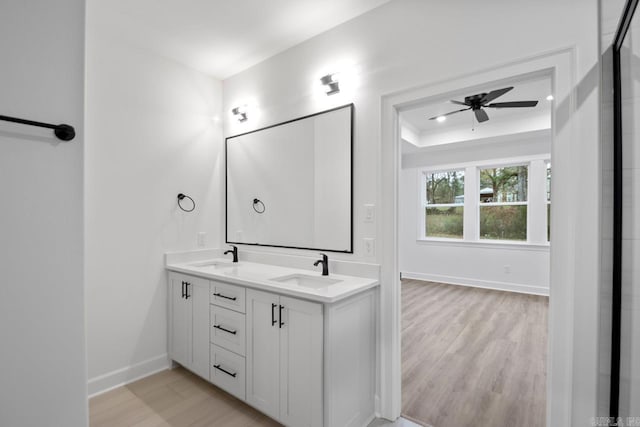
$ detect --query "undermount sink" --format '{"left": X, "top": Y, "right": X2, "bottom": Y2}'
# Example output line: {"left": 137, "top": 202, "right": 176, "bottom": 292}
{"left": 189, "top": 260, "right": 238, "bottom": 269}
{"left": 270, "top": 274, "right": 342, "bottom": 289}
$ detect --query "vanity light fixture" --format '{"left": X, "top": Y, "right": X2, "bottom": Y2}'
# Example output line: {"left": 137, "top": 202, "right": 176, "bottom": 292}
{"left": 232, "top": 105, "right": 248, "bottom": 122}
{"left": 320, "top": 73, "right": 340, "bottom": 95}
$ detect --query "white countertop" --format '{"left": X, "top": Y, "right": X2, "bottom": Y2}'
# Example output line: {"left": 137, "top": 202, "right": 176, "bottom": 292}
{"left": 166, "top": 258, "right": 379, "bottom": 304}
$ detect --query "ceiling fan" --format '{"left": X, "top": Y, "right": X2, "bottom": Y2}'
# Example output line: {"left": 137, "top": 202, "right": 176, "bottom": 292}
{"left": 428, "top": 86, "right": 538, "bottom": 123}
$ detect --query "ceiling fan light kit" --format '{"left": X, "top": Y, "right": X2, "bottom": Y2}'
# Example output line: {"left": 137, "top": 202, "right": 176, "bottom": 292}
{"left": 428, "top": 86, "right": 539, "bottom": 123}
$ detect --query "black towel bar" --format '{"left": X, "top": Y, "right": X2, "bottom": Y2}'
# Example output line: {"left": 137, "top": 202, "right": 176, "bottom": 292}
{"left": 0, "top": 114, "right": 75, "bottom": 141}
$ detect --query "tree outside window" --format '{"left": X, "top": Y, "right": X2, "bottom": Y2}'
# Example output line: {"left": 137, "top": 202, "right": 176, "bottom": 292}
{"left": 479, "top": 165, "right": 528, "bottom": 241}
{"left": 424, "top": 170, "right": 464, "bottom": 239}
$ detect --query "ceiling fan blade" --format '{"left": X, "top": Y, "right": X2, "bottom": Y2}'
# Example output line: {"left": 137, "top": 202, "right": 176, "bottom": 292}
{"left": 486, "top": 101, "right": 539, "bottom": 108}
{"left": 450, "top": 100, "right": 468, "bottom": 106}
{"left": 480, "top": 86, "right": 514, "bottom": 104}
{"left": 474, "top": 108, "right": 489, "bottom": 122}
{"left": 427, "top": 107, "right": 471, "bottom": 120}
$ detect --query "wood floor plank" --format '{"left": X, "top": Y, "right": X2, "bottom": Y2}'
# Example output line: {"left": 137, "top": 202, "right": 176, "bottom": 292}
{"left": 89, "top": 367, "right": 282, "bottom": 427}
{"left": 401, "top": 280, "right": 548, "bottom": 427}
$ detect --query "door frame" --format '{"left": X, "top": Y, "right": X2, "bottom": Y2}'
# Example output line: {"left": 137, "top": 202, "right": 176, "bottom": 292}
{"left": 379, "top": 47, "right": 599, "bottom": 426}
{"left": 610, "top": 0, "right": 640, "bottom": 419}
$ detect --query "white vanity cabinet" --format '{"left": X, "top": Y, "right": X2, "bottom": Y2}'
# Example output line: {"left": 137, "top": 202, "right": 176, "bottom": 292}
{"left": 168, "top": 272, "right": 210, "bottom": 380}
{"left": 167, "top": 266, "right": 377, "bottom": 427}
{"left": 246, "top": 289, "right": 323, "bottom": 427}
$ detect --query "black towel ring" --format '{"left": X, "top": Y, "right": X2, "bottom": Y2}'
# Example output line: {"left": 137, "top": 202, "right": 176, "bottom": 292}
{"left": 253, "top": 198, "right": 265, "bottom": 214}
{"left": 177, "top": 193, "right": 196, "bottom": 212}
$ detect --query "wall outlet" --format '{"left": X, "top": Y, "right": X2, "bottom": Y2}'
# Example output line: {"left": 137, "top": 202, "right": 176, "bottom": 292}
{"left": 364, "top": 238, "right": 375, "bottom": 257}
{"left": 364, "top": 204, "right": 375, "bottom": 223}
{"left": 504, "top": 265, "right": 511, "bottom": 274}
{"left": 197, "top": 232, "right": 207, "bottom": 247}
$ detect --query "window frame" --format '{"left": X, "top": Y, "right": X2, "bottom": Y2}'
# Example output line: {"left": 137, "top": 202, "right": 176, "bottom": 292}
{"left": 546, "top": 160, "right": 551, "bottom": 242}
{"left": 420, "top": 168, "right": 466, "bottom": 240}
{"left": 417, "top": 155, "right": 550, "bottom": 247}
{"left": 477, "top": 162, "right": 530, "bottom": 243}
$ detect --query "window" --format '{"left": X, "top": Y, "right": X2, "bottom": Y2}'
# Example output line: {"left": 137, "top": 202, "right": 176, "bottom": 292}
{"left": 419, "top": 158, "right": 549, "bottom": 245}
{"left": 546, "top": 162, "right": 551, "bottom": 241}
{"left": 424, "top": 170, "right": 464, "bottom": 239}
{"left": 479, "top": 165, "right": 528, "bottom": 241}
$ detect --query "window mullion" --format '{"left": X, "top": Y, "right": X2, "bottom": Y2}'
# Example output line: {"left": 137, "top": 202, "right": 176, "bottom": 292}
{"left": 464, "top": 166, "right": 478, "bottom": 241}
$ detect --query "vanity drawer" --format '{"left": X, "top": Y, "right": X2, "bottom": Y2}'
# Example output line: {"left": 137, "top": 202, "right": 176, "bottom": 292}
{"left": 211, "top": 281, "right": 245, "bottom": 313}
{"left": 210, "top": 344, "right": 246, "bottom": 401}
{"left": 210, "top": 305, "right": 246, "bottom": 356}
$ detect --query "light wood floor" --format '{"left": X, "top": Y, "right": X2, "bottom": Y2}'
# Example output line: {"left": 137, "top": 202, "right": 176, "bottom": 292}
{"left": 89, "top": 367, "right": 281, "bottom": 427}
{"left": 401, "top": 279, "right": 548, "bottom": 427}
{"left": 89, "top": 367, "right": 406, "bottom": 427}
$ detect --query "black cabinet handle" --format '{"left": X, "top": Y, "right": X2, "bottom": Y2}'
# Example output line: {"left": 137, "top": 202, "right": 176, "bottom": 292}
{"left": 185, "top": 282, "right": 190, "bottom": 299}
{"left": 181, "top": 281, "right": 186, "bottom": 298}
{"left": 213, "top": 364, "right": 237, "bottom": 378}
{"left": 213, "top": 292, "right": 237, "bottom": 301}
{"left": 271, "top": 303, "right": 277, "bottom": 326}
{"left": 279, "top": 305, "right": 285, "bottom": 328}
{"left": 213, "top": 324, "right": 237, "bottom": 335}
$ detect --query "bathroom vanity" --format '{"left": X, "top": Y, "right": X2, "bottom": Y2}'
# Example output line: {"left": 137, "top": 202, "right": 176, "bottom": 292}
{"left": 165, "top": 256, "right": 378, "bottom": 427}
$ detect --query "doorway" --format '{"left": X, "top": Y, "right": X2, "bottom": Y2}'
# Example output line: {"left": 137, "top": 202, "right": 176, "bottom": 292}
{"left": 396, "top": 74, "right": 552, "bottom": 426}
{"left": 379, "top": 48, "right": 589, "bottom": 426}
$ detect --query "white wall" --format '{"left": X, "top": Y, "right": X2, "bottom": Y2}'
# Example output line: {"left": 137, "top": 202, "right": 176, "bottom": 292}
{"left": 0, "top": 1, "right": 88, "bottom": 426}
{"left": 399, "top": 133, "right": 551, "bottom": 295}
{"left": 402, "top": 130, "right": 552, "bottom": 168}
{"left": 416, "top": 113, "right": 551, "bottom": 147}
{"left": 222, "top": 0, "right": 600, "bottom": 422}
{"left": 222, "top": 0, "right": 595, "bottom": 262}
{"left": 85, "top": 3, "right": 223, "bottom": 395}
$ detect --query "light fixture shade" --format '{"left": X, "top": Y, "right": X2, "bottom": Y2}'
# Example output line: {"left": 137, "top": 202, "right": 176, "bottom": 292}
{"left": 320, "top": 73, "right": 340, "bottom": 95}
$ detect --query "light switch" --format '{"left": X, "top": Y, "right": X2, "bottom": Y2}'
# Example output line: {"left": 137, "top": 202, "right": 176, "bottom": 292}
{"left": 197, "top": 232, "right": 207, "bottom": 247}
{"left": 364, "top": 238, "right": 375, "bottom": 257}
{"left": 364, "top": 204, "right": 375, "bottom": 223}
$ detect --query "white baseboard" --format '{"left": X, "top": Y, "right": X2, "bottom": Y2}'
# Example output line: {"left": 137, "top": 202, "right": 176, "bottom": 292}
{"left": 87, "top": 354, "right": 171, "bottom": 398}
{"left": 401, "top": 271, "right": 549, "bottom": 296}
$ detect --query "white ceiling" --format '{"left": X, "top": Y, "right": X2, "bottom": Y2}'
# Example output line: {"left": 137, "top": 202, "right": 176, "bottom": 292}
{"left": 92, "top": 0, "right": 392, "bottom": 79}
{"left": 400, "top": 76, "right": 553, "bottom": 149}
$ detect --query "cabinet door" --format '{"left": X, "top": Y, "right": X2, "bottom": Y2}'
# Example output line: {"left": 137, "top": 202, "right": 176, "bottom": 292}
{"left": 279, "top": 296, "right": 323, "bottom": 427}
{"left": 246, "top": 289, "right": 280, "bottom": 419}
{"left": 169, "top": 274, "right": 190, "bottom": 367}
{"left": 190, "top": 277, "right": 210, "bottom": 379}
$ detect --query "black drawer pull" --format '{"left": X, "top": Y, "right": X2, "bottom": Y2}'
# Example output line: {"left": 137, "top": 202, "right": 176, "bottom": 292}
{"left": 185, "top": 282, "right": 190, "bottom": 299}
{"left": 213, "top": 364, "right": 237, "bottom": 378}
{"left": 181, "top": 281, "right": 186, "bottom": 298}
{"left": 271, "top": 303, "right": 277, "bottom": 326}
{"left": 213, "top": 292, "right": 237, "bottom": 301}
{"left": 279, "top": 304, "right": 285, "bottom": 328}
{"left": 213, "top": 324, "right": 237, "bottom": 335}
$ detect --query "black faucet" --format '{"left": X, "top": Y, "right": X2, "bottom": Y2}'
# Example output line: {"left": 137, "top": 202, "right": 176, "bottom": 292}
{"left": 313, "top": 253, "right": 329, "bottom": 276}
{"left": 224, "top": 245, "right": 238, "bottom": 263}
